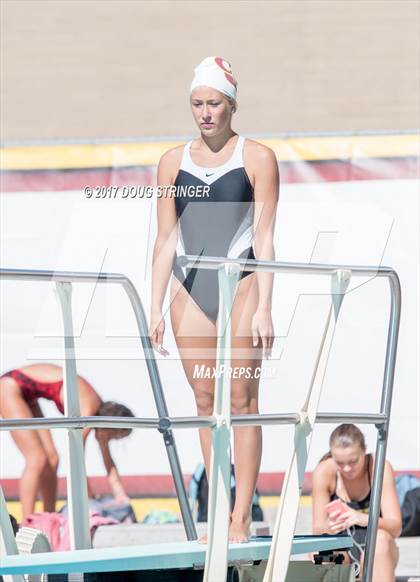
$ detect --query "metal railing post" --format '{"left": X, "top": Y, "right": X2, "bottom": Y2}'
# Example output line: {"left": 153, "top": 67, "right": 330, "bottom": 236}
{"left": 121, "top": 278, "right": 197, "bottom": 540}
{"left": 204, "top": 263, "right": 240, "bottom": 582}
{"left": 0, "top": 261, "right": 402, "bottom": 579}
{"left": 0, "top": 268, "right": 197, "bottom": 542}
{"left": 363, "top": 271, "right": 401, "bottom": 582}
{"left": 55, "top": 281, "right": 91, "bottom": 551}
{"left": 264, "top": 270, "right": 351, "bottom": 582}
{"left": 0, "top": 486, "right": 25, "bottom": 582}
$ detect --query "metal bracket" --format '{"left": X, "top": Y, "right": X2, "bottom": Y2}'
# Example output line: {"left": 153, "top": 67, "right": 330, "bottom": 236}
{"left": 158, "top": 417, "right": 171, "bottom": 433}
{"left": 374, "top": 422, "right": 387, "bottom": 441}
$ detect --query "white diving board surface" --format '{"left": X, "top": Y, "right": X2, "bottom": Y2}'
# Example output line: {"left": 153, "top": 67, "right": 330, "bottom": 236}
{"left": 0, "top": 535, "right": 352, "bottom": 575}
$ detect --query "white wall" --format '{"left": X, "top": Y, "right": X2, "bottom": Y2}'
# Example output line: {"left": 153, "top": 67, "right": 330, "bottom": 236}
{"left": 1, "top": 178, "right": 419, "bottom": 478}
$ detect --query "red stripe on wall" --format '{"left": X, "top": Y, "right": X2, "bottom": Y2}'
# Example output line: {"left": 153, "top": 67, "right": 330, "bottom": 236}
{"left": 1, "top": 166, "right": 155, "bottom": 193}
{"left": 1, "top": 157, "right": 418, "bottom": 192}
{"left": 1, "top": 471, "right": 419, "bottom": 499}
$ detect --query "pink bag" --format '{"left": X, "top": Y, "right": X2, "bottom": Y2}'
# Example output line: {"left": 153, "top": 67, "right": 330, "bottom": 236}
{"left": 21, "top": 510, "right": 118, "bottom": 551}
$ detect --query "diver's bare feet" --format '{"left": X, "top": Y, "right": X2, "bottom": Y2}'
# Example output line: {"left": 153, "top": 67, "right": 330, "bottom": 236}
{"left": 197, "top": 513, "right": 251, "bottom": 544}
{"left": 229, "top": 515, "right": 251, "bottom": 543}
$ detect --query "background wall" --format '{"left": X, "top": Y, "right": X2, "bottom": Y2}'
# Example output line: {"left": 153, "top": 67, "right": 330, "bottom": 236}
{"left": 1, "top": 0, "right": 419, "bottom": 142}
{"left": 1, "top": 149, "right": 418, "bottom": 477}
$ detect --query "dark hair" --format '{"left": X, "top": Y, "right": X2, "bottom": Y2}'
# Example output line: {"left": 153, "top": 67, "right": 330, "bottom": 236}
{"left": 96, "top": 401, "right": 135, "bottom": 437}
{"left": 319, "top": 423, "right": 366, "bottom": 463}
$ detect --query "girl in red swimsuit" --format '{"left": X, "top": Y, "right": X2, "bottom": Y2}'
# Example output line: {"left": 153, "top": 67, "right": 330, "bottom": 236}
{"left": 0, "top": 363, "right": 135, "bottom": 520}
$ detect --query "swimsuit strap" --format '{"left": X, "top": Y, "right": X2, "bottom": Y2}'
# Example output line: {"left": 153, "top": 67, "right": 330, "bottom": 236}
{"left": 4, "top": 369, "right": 38, "bottom": 389}
{"left": 230, "top": 135, "right": 245, "bottom": 167}
{"left": 179, "top": 141, "right": 193, "bottom": 170}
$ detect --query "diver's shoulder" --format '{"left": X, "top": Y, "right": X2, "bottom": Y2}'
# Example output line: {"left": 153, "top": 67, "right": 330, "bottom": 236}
{"left": 314, "top": 457, "right": 336, "bottom": 477}
{"left": 243, "top": 137, "right": 277, "bottom": 164}
{"left": 158, "top": 144, "right": 185, "bottom": 180}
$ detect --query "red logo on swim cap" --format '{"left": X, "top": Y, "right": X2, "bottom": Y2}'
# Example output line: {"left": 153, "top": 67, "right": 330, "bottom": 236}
{"left": 214, "top": 57, "right": 236, "bottom": 89}
{"left": 224, "top": 72, "right": 237, "bottom": 87}
{"left": 215, "top": 57, "right": 232, "bottom": 74}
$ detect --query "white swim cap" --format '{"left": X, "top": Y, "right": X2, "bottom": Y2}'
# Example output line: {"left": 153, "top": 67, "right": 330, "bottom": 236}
{"left": 190, "top": 56, "right": 237, "bottom": 100}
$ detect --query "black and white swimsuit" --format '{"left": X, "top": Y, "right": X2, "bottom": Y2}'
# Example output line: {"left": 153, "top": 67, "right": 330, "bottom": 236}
{"left": 172, "top": 135, "right": 255, "bottom": 324}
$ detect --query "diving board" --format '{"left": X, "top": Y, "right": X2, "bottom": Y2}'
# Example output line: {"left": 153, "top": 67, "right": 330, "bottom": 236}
{"left": 0, "top": 535, "right": 352, "bottom": 576}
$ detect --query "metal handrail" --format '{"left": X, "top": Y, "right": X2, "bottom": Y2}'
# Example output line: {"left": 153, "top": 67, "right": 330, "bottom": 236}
{"left": 0, "top": 256, "right": 401, "bottom": 582}
{"left": 177, "top": 254, "right": 397, "bottom": 277}
{"left": 0, "top": 411, "right": 387, "bottom": 432}
{"left": 0, "top": 267, "right": 197, "bottom": 543}
{"left": 177, "top": 255, "right": 401, "bottom": 582}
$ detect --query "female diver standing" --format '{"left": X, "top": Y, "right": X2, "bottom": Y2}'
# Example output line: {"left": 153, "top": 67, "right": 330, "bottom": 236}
{"left": 150, "top": 56, "right": 279, "bottom": 542}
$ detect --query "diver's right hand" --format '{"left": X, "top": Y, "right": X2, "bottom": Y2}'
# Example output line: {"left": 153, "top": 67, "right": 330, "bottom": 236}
{"left": 149, "top": 312, "right": 170, "bottom": 356}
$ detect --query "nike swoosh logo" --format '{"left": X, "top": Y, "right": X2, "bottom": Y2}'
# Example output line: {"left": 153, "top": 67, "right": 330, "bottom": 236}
{"left": 205, "top": 172, "right": 215, "bottom": 177}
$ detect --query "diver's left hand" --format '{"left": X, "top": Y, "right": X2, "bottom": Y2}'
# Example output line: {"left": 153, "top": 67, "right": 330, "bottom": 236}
{"left": 251, "top": 308, "right": 274, "bottom": 358}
